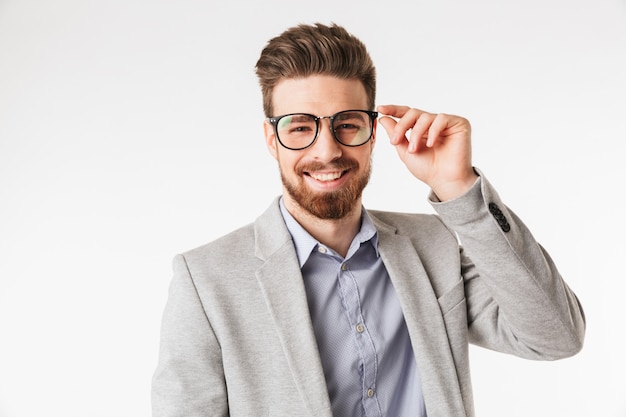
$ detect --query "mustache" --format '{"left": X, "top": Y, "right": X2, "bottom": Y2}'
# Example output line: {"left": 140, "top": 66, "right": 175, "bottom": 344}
{"left": 295, "top": 157, "right": 359, "bottom": 175}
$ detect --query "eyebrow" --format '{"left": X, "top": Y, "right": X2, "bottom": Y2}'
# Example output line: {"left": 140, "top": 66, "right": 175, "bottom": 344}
{"left": 287, "top": 114, "right": 314, "bottom": 123}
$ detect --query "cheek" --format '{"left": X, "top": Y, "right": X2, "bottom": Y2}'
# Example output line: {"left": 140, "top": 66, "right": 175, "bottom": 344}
{"left": 276, "top": 151, "right": 300, "bottom": 173}
{"left": 353, "top": 149, "right": 373, "bottom": 167}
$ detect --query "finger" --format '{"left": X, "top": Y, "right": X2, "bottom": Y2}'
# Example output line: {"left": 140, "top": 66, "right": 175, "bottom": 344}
{"left": 428, "top": 114, "right": 471, "bottom": 147}
{"left": 379, "top": 114, "right": 415, "bottom": 147}
{"left": 377, "top": 115, "right": 400, "bottom": 144}
{"left": 376, "top": 104, "right": 411, "bottom": 118}
{"left": 377, "top": 112, "right": 412, "bottom": 160}
{"left": 426, "top": 113, "right": 450, "bottom": 147}
{"left": 377, "top": 105, "right": 432, "bottom": 121}
{"left": 408, "top": 112, "right": 437, "bottom": 153}
{"left": 389, "top": 126, "right": 411, "bottom": 163}
{"left": 391, "top": 108, "right": 426, "bottom": 146}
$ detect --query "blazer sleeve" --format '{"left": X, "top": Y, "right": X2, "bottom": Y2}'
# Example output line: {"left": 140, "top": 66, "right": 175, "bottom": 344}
{"left": 152, "top": 254, "right": 228, "bottom": 417}
{"left": 430, "top": 170, "right": 585, "bottom": 360}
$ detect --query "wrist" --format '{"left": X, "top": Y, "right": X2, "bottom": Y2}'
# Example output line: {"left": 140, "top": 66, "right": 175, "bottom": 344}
{"left": 431, "top": 171, "right": 479, "bottom": 202}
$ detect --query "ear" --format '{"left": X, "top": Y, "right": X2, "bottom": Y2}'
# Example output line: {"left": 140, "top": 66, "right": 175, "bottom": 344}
{"left": 263, "top": 120, "right": 279, "bottom": 160}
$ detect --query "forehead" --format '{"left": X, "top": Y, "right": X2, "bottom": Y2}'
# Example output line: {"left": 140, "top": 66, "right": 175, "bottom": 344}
{"left": 272, "top": 75, "right": 368, "bottom": 116}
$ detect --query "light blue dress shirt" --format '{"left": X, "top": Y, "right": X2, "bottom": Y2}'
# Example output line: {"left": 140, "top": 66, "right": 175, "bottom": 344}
{"left": 280, "top": 199, "right": 427, "bottom": 417}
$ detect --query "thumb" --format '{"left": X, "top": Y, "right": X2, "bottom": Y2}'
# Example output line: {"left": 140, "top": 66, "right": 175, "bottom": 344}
{"left": 377, "top": 116, "right": 402, "bottom": 145}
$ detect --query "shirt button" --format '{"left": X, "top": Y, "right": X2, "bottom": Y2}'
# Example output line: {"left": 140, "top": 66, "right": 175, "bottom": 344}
{"left": 356, "top": 324, "right": 364, "bottom": 333}
{"left": 341, "top": 263, "right": 347, "bottom": 271}
{"left": 367, "top": 388, "right": 375, "bottom": 398}
{"left": 318, "top": 246, "right": 327, "bottom": 254}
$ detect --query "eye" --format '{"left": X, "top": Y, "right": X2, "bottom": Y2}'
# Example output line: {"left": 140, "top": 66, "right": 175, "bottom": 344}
{"left": 334, "top": 112, "right": 368, "bottom": 130}
{"left": 335, "top": 123, "right": 360, "bottom": 130}
{"left": 289, "top": 124, "right": 314, "bottom": 134}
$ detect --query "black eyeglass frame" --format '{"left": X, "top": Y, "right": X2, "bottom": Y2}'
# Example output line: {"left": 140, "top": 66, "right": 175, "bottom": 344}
{"left": 267, "top": 110, "right": 378, "bottom": 151}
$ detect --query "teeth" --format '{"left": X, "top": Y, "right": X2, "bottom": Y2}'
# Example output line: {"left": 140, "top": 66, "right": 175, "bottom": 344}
{"left": 310, "top": 171, "right": 342, "bottom": 182}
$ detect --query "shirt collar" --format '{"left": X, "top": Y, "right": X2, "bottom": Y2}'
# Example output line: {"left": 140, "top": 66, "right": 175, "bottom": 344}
{"left": 279, "top": 197, "right": 379, "bottom": 267}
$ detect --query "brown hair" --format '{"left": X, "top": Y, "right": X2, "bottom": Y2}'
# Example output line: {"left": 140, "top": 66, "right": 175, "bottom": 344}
{"left": 255, "top": 23, "right": 376, "bottom": 117}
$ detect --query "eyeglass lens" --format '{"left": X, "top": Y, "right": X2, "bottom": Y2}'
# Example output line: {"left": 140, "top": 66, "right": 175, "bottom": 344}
{"left": 276, "top": 111, "right": 373, "bottom": 149}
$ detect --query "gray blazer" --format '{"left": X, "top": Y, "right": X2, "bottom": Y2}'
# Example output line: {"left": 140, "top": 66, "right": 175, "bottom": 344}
{"left": 152, "top": 175, "right": 585, "bottom": 417}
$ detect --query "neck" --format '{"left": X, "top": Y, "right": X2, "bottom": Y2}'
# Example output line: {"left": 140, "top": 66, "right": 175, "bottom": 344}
{"left": 283, "top": 194, "right": 362, "bottom": 258}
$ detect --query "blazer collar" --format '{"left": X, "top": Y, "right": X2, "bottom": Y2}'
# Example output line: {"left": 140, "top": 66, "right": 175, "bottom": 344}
{"left": 253, "top": 198, "right": 333, "bottom": 417}
{"left": 371, "top": 213, "right": 468, "bottom": 416}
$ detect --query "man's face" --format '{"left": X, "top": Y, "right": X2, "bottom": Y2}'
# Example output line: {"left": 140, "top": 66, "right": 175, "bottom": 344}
{"left": 264, "top": 75, "right": 376, "bottom": 220}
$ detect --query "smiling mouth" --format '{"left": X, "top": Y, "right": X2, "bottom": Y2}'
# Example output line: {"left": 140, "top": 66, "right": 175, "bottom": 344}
{"left": 306, "top": 170, "right": 348, "bottom": 182}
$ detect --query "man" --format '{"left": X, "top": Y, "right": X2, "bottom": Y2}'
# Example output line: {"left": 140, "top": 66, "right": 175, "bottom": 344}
{"left": 152, "top": 23, "right": 585, "bottom": 417}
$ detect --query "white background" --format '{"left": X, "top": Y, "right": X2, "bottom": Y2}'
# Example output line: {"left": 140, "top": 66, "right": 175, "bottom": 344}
{"left": 1, "top": 0, "right": 625, "bottom": 416}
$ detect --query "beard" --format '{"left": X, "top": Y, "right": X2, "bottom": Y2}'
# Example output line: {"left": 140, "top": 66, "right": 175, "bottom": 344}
{"left": 280, "top": 156, "right": 371, "bottom": 220}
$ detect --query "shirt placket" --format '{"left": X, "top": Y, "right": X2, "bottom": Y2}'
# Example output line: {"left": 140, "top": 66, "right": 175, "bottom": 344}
{"left": 336, "top": 259, "right": 382, "bottom": 417}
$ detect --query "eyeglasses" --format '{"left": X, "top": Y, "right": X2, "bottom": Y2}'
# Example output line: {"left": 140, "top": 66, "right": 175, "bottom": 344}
{"left": 267, "top": 110, "right": 378, "bottom": 150}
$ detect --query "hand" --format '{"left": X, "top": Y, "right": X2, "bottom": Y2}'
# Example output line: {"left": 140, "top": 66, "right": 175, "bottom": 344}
{"left": 377, "top": 105, "right": 478, "bottom": 201}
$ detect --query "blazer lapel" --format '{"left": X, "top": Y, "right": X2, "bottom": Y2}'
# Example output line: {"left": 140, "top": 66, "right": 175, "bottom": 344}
{"left": 373, "top": 216, "right": 468, "bottom": 417}
{"left": 254, "top": 199, "right": 333, "bottom": 417}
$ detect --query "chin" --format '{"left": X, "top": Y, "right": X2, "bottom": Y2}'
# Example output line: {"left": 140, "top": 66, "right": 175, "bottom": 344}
{"left": 283, "top": 179, "right": 367, "bottom": 220}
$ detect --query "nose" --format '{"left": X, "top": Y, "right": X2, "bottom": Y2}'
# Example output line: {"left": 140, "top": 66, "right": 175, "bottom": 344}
{"left": 310, "top": 119, "right": 342, "bottom": 162}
